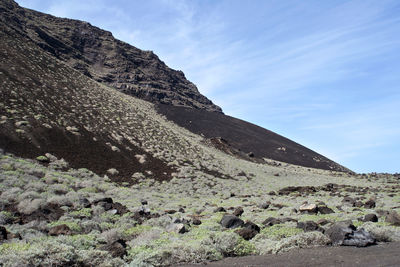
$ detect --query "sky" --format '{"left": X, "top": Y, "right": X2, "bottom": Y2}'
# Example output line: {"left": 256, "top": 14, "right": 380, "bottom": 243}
{"left": 16, "top": 0, "right": 400, "bottom": 173}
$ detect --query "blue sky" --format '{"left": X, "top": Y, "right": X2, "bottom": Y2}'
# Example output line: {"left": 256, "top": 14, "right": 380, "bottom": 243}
{"left": 16, "top": 0, "right": 400, "bottom": 173}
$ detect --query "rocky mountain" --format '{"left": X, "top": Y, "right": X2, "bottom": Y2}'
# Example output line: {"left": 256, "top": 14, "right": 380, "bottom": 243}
{"left": 1, "top": 0, "right": 222, "bottom": 112}
{"left": 1, "top": 1, "right": 399, "bottom": 267}
{"left": 0, "top": 0, "right": 348, "bottom": 180}
{"left": 0, "top": 0, "right": 349, "bottom": 173}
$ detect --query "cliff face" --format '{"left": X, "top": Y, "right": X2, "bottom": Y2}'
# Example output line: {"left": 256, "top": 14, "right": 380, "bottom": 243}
{"left": 0, "top": 0, "right": 222, "bottom": 112}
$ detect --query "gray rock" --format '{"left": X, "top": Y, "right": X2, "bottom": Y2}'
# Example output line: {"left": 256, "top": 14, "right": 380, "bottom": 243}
{"left": 166, "top": 223, "right": 187, "bottom": 234}
{"left": 220, "top": 214, "right": 244, "bottom": 229}
{"left": 325, "top": 221, "right": 375, "bottom": 247}
{"left": 318, "top": 206, "right": 334, "bottom": 214}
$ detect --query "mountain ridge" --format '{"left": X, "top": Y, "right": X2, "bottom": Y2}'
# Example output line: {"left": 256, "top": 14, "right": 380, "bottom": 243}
{"left": 0, "top": 0, "right": 349, "bottom": 173}
{"left": 1, "top": 0, "right": 222, "bottom": 113}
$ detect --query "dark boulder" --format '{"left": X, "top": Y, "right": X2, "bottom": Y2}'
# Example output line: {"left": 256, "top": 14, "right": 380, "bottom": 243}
{"left": 235, "top": 228, "right": 258, "bottom": 240}
{"left": 325, "top": 221, "right": 375, "bottom": 247}
{"left": 318, "top": 206, "right": 334, "bottom": 214}
{"left": 220, "top": 214, "right": 244, "bottom": 229}
{"left": 297, "top": 221, "right": 324, "bottom": 232}
{"left": 243, "top": 221, "right": 260, "bottom": 233}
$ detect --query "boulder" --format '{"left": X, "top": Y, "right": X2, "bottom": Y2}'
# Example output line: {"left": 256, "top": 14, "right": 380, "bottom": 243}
{"left": 220, "top": 214, "right": 244, "bottom": 229}
{"left": 299, "top": 203, "right": 317, "bottom": 214}
{"left": 235, "top": 228, "right": 258, "bottom": 240}
{"left": 318, "top": 206, "right": 334, "bottom": 214}
{"left": 48, "top": 224, "right": 72, "bottom": 236}
{"left": 325, "top": 221, "right": 375, "bottom": 247}
{"left": 243, "top": 221, "right": 260, "bottom": 233}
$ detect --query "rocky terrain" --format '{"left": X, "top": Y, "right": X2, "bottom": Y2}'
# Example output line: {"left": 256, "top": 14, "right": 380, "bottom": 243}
{"left": 0, "top": 0, "right": 348, "bottom": 172}
{"left": 0, "top": 0, "right": 399, "bottom": 266}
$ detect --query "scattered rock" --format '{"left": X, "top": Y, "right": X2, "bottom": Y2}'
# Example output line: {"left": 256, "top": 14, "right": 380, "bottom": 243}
{"left": 243, "top": 221, "right": 260, "bottom": 233}
{"left": 79, "top": 197, "right": 91, "bottom": 208}
{"left": 233, "top": 207, "right": 244, "bottom": 217}
{"left": 262, "top": 217, "right": 297, "bottom": 226}
{"left": 278, "top": 186, "right": 317, "bottom": 195}
{"left": 192, "top": 218, "right": 202, "bottom": 225}
{"left": 112, "top": 202, "right": 129, "bottom": 215}
{"left": 220, "top": 214, "right": 244, "bottom": 229}
{"left": 165, "top": 209, "right": 177, "bottom": 214}
{"left": 385, "top": 211, "right": 400, "bottom": 226}
{"left": 354, "top": 201, "right": 364, "bottom": 208}
{"left": 299, "top": 203, "right": 318, "bottom": 214}
{"left": 101, "top": 239, "right": 127, "bottom": 258}
{"left": 342, "top": 197, "right": 356, "bottom": 206}
{"left": 214, "top": 207, "right": 226, "bottom": 213}
{"left": 166, "top": 223, "right": 187, "bottom": 234}
{"left": 48, "top": 224, "right": 72, "bottom": 236}
{"left": 361, "top": 214, "right": 378, "bottom": 223}
{"left": 318, "top": 206, "right": 334, "bottom": 214}
{"left": 141, "top": 200, "right": 148, "bottom": 205}
{"left": 0, "top": 226, "right": 8, "bottom": 241}
{"left": 364, "top": 199, "right": 376, "bottom": 209}
{"left": 258, "top": 202, "right": 270, "bottom": 209}
{"left": 325, "top": 221, "right": 375, "bottom": 247}
{"left": 297, "top": 221, "right": 324, "bottom": 232}
{"left": 235, "top": 228, "right": 258, "bottom": 240}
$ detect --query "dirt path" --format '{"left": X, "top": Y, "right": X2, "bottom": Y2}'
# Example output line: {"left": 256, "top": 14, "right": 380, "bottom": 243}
{"left": 181, "top": 242, "right": 400, "bottom": 267}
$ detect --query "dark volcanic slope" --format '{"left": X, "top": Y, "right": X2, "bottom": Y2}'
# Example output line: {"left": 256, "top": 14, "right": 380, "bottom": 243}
{"left": 1, "top": 0, "right": 221, "bottom": 112}
{"left": 0, "top": 11, "right": 174, "bottom": 183}
{"left": 157, "top": 105, "right": 350, "bottom": 172}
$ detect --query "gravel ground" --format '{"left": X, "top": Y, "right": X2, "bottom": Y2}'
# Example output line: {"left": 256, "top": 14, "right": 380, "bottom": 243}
{"left": 181, "top": 242, "right": 400, "bottom": 267}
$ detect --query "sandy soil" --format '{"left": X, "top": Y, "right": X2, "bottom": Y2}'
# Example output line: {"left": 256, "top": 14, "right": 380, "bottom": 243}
{"left": 181, "top": 242, "right": 400, "bottom": 267}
